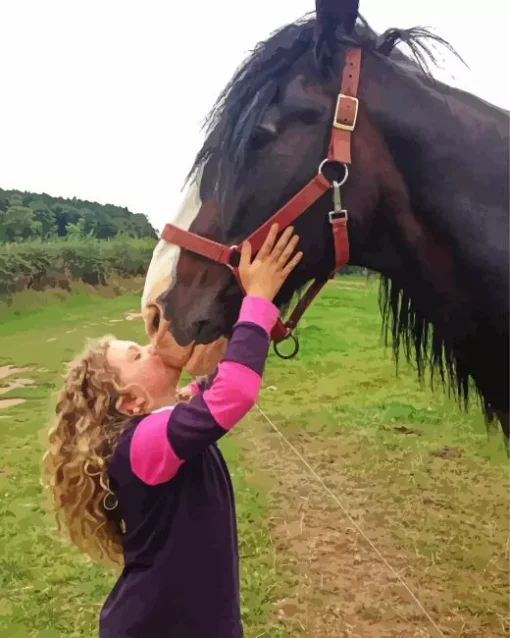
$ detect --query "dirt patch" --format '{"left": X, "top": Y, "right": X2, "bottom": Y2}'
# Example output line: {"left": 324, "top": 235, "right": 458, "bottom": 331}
{"left": 0, "top": 365, "right": 32, "bottom": 380}
{"left": 0, "top": 398, "right": 26, "bottom": 409}
{"left": 430, "top": 446, "right": 462, "bottom": 459}
{"left": 0, "top": 379, "right": 35, "bottom": 395}
{"left": 235, "top": 412, "right": 508, "bottom": 638}
{"left": 393, "top": 425, "right": 423, "bottom": 436}
{"left": 125, "top": 311, "right": 142, "bottom": 321}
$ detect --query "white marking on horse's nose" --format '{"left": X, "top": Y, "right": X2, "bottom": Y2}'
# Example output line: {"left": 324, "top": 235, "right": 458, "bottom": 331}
{"left": 141, "top": 170, "right": 204, "bottom": 320}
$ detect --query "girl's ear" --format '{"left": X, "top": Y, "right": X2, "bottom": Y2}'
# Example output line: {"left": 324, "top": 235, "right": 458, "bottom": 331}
{"left": 116, "top": 393, "right": 147, "bottom": 417}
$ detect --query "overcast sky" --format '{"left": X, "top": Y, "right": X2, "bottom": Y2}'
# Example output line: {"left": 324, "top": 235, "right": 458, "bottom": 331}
{"left": 0, "top": 0, "right": 508, "bottom": 232}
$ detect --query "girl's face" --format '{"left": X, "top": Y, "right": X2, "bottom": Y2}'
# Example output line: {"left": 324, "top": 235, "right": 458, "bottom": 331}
{"left": 106, "top": 339, "right": 181, "bottom": 413}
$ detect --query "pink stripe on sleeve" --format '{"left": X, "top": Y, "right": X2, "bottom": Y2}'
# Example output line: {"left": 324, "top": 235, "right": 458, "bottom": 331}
{"left": 203, "top": 361, "right": 261, "bottom": 430}
{"left": 237, "top": 296, "right": 279, "bottom": 335}
{"left": 130, "top": 409, "right": 183, "bottom": 485}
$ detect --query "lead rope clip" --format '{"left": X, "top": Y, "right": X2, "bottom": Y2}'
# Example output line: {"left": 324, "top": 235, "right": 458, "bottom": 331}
{"left": 328, "top": 180, "right": 348, "bottom": 223}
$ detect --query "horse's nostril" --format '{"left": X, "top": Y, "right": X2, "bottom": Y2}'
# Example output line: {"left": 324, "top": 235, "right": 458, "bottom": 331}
{"left": 195, "top": 320, "right": 209, "bottom": 335}
{"left": 151, "top": 307, "right": 161, "bottom": 333}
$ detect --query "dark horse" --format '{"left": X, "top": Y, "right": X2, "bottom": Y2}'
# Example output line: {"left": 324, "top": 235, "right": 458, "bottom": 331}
{"left": 142, "top": 0, "right": 509, "bottom": 439}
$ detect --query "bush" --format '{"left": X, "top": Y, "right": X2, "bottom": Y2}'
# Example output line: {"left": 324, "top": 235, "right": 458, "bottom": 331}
{"left": 0, "top": 236, "right": 157, "bottom": 299}
{"left": 0, "top": 235, "right": 377, "bottom": 301}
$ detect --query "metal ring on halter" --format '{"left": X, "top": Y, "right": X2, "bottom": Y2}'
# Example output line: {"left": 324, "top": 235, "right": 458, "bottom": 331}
{"left": 226, "top": 245, "right": 239, "bottom": 271}
{"left": 273, "top": 331, "right": 300, "bottom": 359}
{"left": 318, "top": 159, "right": 349, "bottom": 187}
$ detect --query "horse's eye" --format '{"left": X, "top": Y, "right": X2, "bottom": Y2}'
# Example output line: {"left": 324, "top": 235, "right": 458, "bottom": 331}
{"left": 250, "top": 125, "right": 275, "bottom": 151}
{"left": 300, "top": 108, "right": 320, "bottom": 125}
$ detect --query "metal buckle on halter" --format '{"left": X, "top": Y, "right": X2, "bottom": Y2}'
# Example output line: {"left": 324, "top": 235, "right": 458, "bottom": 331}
{"left": 328, "top": 209, "right": 348, "bottom": 223}
{"left": 332, "top": 94, "right": 359, "bottom": 132}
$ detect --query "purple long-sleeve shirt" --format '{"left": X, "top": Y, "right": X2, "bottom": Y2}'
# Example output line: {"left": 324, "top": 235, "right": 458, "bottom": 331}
{"left": 99, "top": 296, "right": 279, "bottom": 638}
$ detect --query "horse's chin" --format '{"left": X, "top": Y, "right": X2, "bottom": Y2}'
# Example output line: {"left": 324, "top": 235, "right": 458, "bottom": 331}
{"left": 184, "top": 339, "right": 228, "bottom": 376}
{"left": 154, "top": 331, "right": 228, "bottom": 378}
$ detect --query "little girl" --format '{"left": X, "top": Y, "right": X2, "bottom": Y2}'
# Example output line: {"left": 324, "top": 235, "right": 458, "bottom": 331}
{"left": 43, "top": 224, "right": 302, "bottom": 638}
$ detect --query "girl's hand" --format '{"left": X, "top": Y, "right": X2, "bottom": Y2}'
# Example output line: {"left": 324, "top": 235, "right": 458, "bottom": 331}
{"left": 238, "top": 224, "right": 302, "bottom": 302}
{"left": 176, "top": 385, "right": 194, "bottom": 403}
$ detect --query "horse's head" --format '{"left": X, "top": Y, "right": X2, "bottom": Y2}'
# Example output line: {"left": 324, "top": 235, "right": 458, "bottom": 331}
{"left": 141, "top": 0, "right": 459, "bottom": 376}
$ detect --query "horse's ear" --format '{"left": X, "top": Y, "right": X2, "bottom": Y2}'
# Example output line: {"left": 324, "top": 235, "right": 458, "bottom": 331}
{"left": 315, "top": 0, "right": 359, "bottom": 35}
{"left": 314, "top": 0, "right": 359, "bottom": 74}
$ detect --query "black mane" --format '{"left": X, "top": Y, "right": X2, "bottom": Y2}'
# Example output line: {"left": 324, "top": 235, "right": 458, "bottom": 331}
{"left": 189, "top": 14, "right": 460, "bottom": 200}
{"left": 188, "top": 14, "right": 491, "bottom": 423}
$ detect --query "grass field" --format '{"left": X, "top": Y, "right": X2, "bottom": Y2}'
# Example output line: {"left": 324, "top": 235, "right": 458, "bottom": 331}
{"left": 0, "top": 278, "right": 508, "bottom": 637}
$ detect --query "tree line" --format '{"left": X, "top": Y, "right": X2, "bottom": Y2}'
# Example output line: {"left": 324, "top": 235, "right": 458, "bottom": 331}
{"left": 0, "top": 187, "right": 157, "bottom": 242}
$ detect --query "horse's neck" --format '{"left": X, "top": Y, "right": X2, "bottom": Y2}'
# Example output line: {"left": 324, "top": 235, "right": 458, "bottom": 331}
{"left": 375, "top": 61, "right": 508, "bottom": 272}
{"left": 369, "top": 57, "right": 508, "bottom": 180}
{"left": 360, "top": 59, "right": 508, "bottom": 326}
{"left": 416, "top": 81, "right": 508, "bottom": 176}
{"left": 434, "top": 80, "right": 509, "bottom": 124}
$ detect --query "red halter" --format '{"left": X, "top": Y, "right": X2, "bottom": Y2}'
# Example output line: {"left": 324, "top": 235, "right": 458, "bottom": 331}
{"left": 161, "top": 48, "right": 362, "bottom": 358}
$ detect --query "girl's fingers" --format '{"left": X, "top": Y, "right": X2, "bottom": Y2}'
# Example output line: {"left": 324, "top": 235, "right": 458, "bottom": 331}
{"left": 277, "top": 234, "right": 300, "bottom": 268}
{"left": 257, "top": 224, "right": 279, "bottom": 261}
{"left": 281, "top": 251, "right": 303, "bottom": 277}
{"left": 269, "top": 226, "right": 295, "bottom": 262}
{"left": 238, "top": 239, "right": 252, "bottom": 273}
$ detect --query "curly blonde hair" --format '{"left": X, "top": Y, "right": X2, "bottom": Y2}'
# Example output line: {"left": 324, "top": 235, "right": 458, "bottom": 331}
{"left": 42, "top": 335, "right": 129, "bottom": 570}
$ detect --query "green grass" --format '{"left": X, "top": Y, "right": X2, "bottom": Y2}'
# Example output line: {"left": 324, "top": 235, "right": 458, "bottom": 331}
{"left": 265, "top": 279, "right": 507, "bottom": 463}
{"left": 0, "top": 278, "right": 507, "bottom": 637}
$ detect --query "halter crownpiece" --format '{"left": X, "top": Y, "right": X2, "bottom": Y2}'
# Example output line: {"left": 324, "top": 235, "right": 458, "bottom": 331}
{"left": 161, "top": 47, "right": 362, "bottom": 359}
